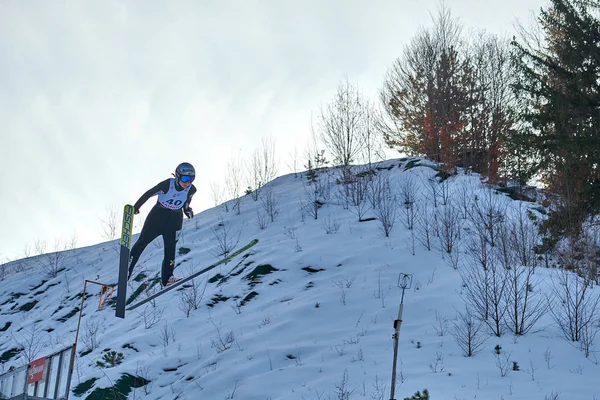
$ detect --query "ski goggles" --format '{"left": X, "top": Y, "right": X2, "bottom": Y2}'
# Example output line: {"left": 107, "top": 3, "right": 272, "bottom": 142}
{"left": 180, "top": 175, "right": 194, "bottom": 183}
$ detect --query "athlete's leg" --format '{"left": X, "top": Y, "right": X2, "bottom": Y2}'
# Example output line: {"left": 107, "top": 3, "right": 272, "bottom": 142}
{"left": 128, "top": 222, "right": 160, "bottom": 279}
{"left": 161, "top": 230, "right": 178, "bottom": 286}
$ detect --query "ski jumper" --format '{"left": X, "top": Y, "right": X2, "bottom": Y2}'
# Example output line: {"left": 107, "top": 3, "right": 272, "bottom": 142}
{"left": 129, "top": 178, "right": 196, "bottom": 285}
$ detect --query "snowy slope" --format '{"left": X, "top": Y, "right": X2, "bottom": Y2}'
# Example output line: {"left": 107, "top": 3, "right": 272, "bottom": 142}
{"left": 0, "top": 158, "right": 598, "bottom": 400}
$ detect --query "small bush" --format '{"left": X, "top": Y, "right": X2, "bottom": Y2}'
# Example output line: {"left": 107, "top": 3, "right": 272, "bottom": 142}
{"left": 96, "top": 351, "right": 124, "bottom": 368}
{"left": 404, "top": 389, "right": 429, "bottom": 400}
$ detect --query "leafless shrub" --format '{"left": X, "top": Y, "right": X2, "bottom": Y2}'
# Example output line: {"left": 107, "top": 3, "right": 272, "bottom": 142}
{"left": 178, "top": 276, "right": 208, "bottom": 318}
{"left": 37, "top": 238, "right": 70, "bottom": 278}
{"left": 445, "top": 243, "right": 461, "bottom": 270}
{"left": 343, "top": 170, "right": 372, "bottom": 221}
{"left": 315, "top": 170, "right": 334, "bottom": 202}
{"left": 255, "top": 210, "right": 269, "bottom": 230}
{"left": 470, "top": 189, "right": 509, "bottom": 247}
{"left": 373, "top": 270, "right": 390, "bottom": 308}
{"left": 283, "top": 225, "right": 297, "bottom": 240}
{"left": 210, "top": 320, "right": 236, "bottom": 353}
{"left": 370, "top": 374, "right": 388, "bottom": 400}
{"left": 580, "top": 313, "right": 599, "bottom": 358}
{"left": 140, "top": 303, "right": 164, "bottom": 329}
{"left": 210, "top": 180, "right": 226, "bottom": 208}
{"left": 437, "top": 202, "right": 461, "bottom": 254}
{"left": 210, "top": 216, "right": 242, "bottom": 259}
{"left": 334, "top": 369, "right": 355, "bottom": 400}
{"left": 510, "top": 207, "right": 540, "bottom": 269}
{"left": 460, "top": 254, "right": 508, "bottom": 336}
{"left": 399, "top": 174, "right": 418, "bottom": 230}
{"left": 302, "top": 182, "right": 323, "bottom": 220}
{"left": 260, "top": 188, "right": 280, "bottom": 222}
{"left": 225, "top": 154, "right": 245, "bottom": 214}
{"left": 12, "top": 323, "right": 48, "bottom": 363}
{"left": 247, "top": 136, "right": 278, "bottom": 201}
{"left": 159, "top": 321, "right": 176, "bottom": 348}
{"left": 333, "top": 280, "right": 348, "bottom": 305}
{"left": 456, "top": 182, "right": 474, "bottom": 219}
{"left": 99, "top": 205, "right": 119, "bottom": 241}
{"left": 81, "top": 318, "right": 104, "bottom": 353}
{"left": 452, "top": 307, "right": 488, "bottom": 357}
{"left": 370, "top": 174, "right": 398, "bottom": 237}
{"left": 438, "top": 176, "right": 453, "bottom": 206}
{"left": 544, "top": 392, "right": 560, "bottom": 400}
{"left": 285, "top": 145, "right": 300, "bottom": 178}
{"left": 322, "top": 215, "right": 341, "bottom": 234}
{"left": 135, "top": 362, "right": 153, "bottom": 396}
{"left": 416, "top": 205, "right": 434, "bottom": 251}
{"left": 434, "top": 311, "right": 449, "bottom": 336}
{"left": 425, "top": 176, "right": 440, "bottom": 208}
{"left": 429, "top": 351, "right": 445, "bottom": 373}
{"left": 502, "top": 251, "right": 547, "bottom": 335}
{"left": 225, "top": 379, "right": 242, "bottom": 399}
{"left": 548, "top": 268, "right": 600, "bottom": 346}
{"left": 495, "top": 350, "right": 513, "bottom": 377}
{"left": 100, "top": 205, "right": 120, "bottom": 254}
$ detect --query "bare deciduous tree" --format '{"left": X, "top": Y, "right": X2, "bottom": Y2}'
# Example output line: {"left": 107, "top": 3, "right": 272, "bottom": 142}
{"left": 225, "top": 155, "right": 245, "bottom": 215}
{"left": 470, "top": 190, "right": 509, "bottom": 247}
{"left": 510, "top": 207, "right": 540, "bottom": 269}
{"left": 99, "top": 205, "right": 119, "bottom": 241}
{"left": 317, "top": 78, "right": 367, "bottom": 167}
{"left": 456, "top": 182, "right": 474, "bottom": 220}
{"left": 247, "top": 136, "right": 278, "bottom": 201}
{"left": 210, "top": 180, "right": 226, "bottom": 208}
{"left": 460, "top": 252, "right": 508, "bottom": 337}
{"left": 503, "top": 259, "right": 547, "bottom": 335}
{"left": 370, "top": 174, "right": 399, "bottom": 237}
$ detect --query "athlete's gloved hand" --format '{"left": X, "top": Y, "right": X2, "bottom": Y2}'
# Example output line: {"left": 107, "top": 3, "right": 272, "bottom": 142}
{"left": 184, "top": 207, "right": 194, "bottom": 218}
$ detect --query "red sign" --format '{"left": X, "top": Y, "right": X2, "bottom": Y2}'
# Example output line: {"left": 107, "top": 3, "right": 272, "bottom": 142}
{"left": 27, "top": 357, "right": 46, "bottom": 384}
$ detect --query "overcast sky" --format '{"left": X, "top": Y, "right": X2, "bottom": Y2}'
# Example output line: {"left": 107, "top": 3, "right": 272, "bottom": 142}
{"left": 0, "top": 0, "right": 546, "bottom": 260}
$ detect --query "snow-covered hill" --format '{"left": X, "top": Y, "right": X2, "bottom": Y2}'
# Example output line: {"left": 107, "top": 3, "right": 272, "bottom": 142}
{"left": 0, "top": 158, "right": 598, "bottom": 400}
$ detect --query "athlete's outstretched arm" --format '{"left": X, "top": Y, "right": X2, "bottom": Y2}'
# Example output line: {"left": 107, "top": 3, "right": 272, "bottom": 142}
{"left": 133, "top": 179, "right": 170, "bottom": 213}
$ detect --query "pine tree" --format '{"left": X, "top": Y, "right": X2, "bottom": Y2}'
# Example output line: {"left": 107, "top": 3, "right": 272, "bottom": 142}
{"left": 404, "top": 389, "right": 430, "bottom": 400}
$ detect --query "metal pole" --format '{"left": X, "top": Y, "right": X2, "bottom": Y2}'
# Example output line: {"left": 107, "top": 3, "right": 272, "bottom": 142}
{"left": 65, "top": 279, "right": 108, "bottom": 400}
{"left": 390, "top": 273, "right": 412, "bottom": 400}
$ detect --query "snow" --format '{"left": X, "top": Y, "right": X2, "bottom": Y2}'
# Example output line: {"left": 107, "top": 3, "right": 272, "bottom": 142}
{"left": 0, "top": 157, "right": 598, "bottom": 400}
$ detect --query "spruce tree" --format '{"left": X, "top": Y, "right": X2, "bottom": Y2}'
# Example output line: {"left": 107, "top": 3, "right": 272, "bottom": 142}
{"left": 510, "top": 0, "right": 600, "bottom": 239}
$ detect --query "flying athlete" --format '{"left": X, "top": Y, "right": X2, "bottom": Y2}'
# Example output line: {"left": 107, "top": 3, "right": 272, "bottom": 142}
{"left": 127, "top": 162, "right": 196, "bottom": 286}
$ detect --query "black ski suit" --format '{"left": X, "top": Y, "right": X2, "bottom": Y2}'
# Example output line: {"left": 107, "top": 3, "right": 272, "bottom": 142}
{"left": 128, "top": 178, "right": 196, "bottom": 285}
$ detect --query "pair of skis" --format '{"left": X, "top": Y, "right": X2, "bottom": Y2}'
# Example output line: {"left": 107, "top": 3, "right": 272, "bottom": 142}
{"left": 115, "top": 204, "right": 258, "bottom": 318}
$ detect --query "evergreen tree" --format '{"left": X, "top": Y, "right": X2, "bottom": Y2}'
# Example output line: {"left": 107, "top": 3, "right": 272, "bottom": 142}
{"left": 511, "top": 0, "right": 600, "bottom": 239}
{"left": 404, "top": 389, "right": 430, "bottom": 400}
